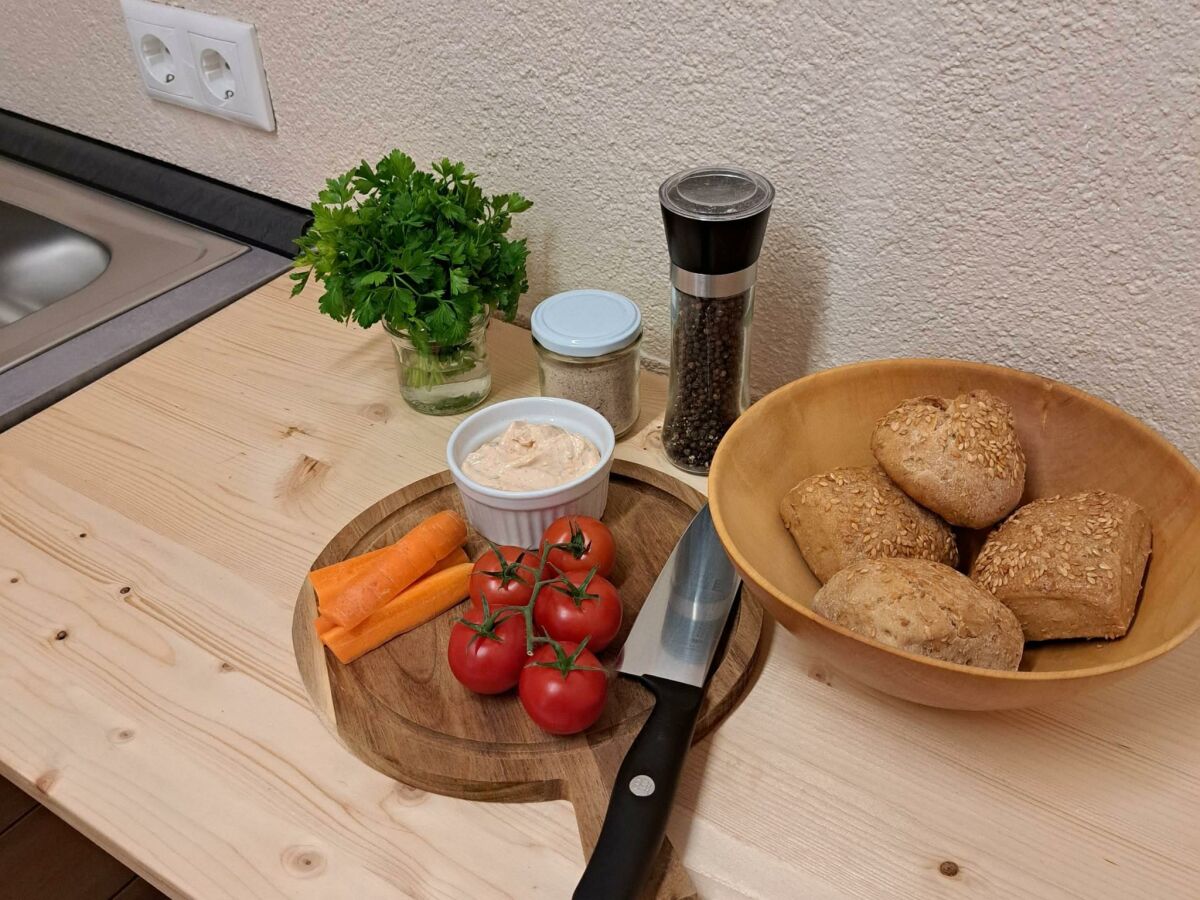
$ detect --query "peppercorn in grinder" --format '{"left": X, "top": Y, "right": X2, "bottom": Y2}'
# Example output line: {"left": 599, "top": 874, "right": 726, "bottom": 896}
{"left": 659, "top": 166, "right": 774, "bottom": 473}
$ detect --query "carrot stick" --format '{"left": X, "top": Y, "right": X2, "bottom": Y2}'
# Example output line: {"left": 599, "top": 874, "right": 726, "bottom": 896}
{"left": 310, "top": 547, "right": 389, "bottom": 606}
{"left": 311, "top": 546, "right": 468, "bottom": 610}
{"left": 312, "top": 548, "right": 467, "bottom": 638}
{"left": 425, "top": 546, "right": 469, "bottom": 574}
{"left": 320, "top": 562, "right": 473, "bottom": 664}
{"left": 321, "top": 510, "right": 468, "bottom": 628}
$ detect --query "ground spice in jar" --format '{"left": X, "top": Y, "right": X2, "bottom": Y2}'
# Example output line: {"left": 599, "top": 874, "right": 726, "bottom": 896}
{"left": 531, "top": 290, "right": 642, "bottom": 437}
{"left": 661, "top": 289, "right": 749, "bottom": 470}
{"left": 536, "top": 342, "right": 641, "bottom": 436}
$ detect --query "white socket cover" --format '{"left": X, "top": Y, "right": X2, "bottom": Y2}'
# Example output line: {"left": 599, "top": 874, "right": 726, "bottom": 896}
{"left": 120, "top": 0, "right": 276, "bottom": 132}
{"left": 125, "top": 20, "right": 190, "bottom": 98}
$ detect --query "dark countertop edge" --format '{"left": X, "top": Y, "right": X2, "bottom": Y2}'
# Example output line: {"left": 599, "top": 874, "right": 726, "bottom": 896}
{"left": 0, "top": 108, "right": 311, "bottom": 258}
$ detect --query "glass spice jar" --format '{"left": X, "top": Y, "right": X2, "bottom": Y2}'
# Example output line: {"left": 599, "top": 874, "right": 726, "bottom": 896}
{"left": 659, "top": 166, "right": 775, "bottom": 473}
{"left": 531, "top": 289, "right": 643, "bottom": 437}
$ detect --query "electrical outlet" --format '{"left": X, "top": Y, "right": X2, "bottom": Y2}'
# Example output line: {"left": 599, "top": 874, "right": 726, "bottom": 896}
{"left": 120, "top": 0, "right": 276, "bottom": 132}
{"left": 188, "top": 34, "right": 244, "bottom": 111}
{"left": 123, "top": 18, "right": 191, "bottom": 99}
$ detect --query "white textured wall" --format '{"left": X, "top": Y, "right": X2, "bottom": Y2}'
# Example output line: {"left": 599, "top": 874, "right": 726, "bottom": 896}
{"left": 2, "top": 1, "right": 1198, "bottom": 458}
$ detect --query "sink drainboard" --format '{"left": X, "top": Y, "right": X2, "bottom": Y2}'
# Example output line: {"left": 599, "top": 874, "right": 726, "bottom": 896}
{"left": 0, "top": 156, "right": 245, "bottom": 373}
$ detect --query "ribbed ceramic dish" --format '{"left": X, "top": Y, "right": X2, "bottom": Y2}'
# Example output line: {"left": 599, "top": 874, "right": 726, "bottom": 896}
{"left": 709, "top": 358, "right": 1200, "bottom": 710}
{"left": 446, "top": 396, "right": 615, "bottom": 546}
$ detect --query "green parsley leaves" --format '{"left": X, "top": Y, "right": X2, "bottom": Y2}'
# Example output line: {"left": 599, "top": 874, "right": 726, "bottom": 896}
{"left": 292, "top": 153, "right": 532, "bottom": 351}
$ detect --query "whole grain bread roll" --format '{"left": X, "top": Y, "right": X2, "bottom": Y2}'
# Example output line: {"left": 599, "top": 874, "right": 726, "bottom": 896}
{"left": 871, "top": 389, "right": 1026, "bottom": 528}
{"left": 779, "top": 466, "right": 958, "bottom": 583}
{"left": 971, "top": 490, "right": 1152, "bottom": 640}
{"left": 812, "top": 558, "right": 1023, "bottom": 670}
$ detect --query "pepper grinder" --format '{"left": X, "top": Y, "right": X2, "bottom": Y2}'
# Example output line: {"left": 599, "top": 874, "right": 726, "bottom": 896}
{"left": 659, "top": 166, "right": 774, "bottom": 473}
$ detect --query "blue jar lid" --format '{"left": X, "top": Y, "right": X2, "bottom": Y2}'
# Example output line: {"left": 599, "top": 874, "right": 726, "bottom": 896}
{"left": 531, "top": 289, "right": 642, "bottom": 358}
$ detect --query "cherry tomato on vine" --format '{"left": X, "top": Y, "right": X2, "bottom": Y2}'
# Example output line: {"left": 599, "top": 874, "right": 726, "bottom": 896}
{"left": 534, "top": 567, "right": 622, "bottom": 652}
{"left": 518, "top": 639, "right": 608, "bottom": 734}
{"left": 468, "top": 544, "right": 547, "bottom": 609}
{"left": 542, "top": 516, "right": 616, "bottom": 578}
{"left": 447, "top": 598, "right": 529, "bottom": 694}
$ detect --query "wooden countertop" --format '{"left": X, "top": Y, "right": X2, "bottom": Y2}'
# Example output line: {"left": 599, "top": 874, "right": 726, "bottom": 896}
{"left": 1, "top": 275, "right": 1197, "bottom": 899}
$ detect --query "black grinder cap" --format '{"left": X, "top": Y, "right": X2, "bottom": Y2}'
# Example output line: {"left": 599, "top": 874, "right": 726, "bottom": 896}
{"left": 660, "top": 166, "right": 775, "bottom": 276}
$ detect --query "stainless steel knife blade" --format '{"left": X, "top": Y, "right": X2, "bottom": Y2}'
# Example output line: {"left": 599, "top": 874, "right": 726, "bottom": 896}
{"left": 617, "top": 505, "right": 741, "bottom": 688}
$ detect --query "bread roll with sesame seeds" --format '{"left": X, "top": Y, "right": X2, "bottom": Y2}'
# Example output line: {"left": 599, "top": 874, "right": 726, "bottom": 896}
{"left": 779, "top": 466, "right": 959, "bottom": 583}
{"left": 812, "top": 558, "right": 1024, "bottom": 670}
{"left": 971, "top": 491, "right": 1152, "bottom": 640}
{"left": 871, "top": 390, "right": 1026, "bottom": 528}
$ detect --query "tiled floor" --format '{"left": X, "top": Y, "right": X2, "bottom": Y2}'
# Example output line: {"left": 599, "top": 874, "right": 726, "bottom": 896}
{"left": 0, "top": 776, "right": 168, "bottom": 900}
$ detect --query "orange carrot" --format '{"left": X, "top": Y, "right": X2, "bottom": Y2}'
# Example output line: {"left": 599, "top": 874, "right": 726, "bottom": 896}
{"left": 309, "top": 546, "right": 389, "bottom": 606}
{"left": 312, "top": 547, "right": 467, "bottom": 638}
{"left": 311, "top": 546, "right": 468, "bottom": 610}
{"left": 424, "top": 546, "right": 469, "bottom": 575}
{"left": 320, "top": 562, "right": 473, "bottom": 664}
{"left": 321, "top": 510, "right": 468, "bottom": 628}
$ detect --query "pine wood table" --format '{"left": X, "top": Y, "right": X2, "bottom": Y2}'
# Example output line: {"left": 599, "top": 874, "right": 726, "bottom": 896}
{"left": 0, "top": 275, "right": 1197, "bottom": 899}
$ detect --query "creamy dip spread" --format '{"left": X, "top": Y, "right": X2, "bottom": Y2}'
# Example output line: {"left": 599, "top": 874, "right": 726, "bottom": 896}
{"left": 462, "top": 420, "right": 600, "bottom": 491}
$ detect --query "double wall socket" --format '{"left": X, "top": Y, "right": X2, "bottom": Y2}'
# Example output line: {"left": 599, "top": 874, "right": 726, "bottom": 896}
{"left": 120, "top": 0, "right": 275, "bottom": 132}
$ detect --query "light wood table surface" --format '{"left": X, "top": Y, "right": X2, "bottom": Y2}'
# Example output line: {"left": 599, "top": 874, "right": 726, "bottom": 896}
{"left": 1, "top": 275, "right": 1197, "bottom": 899}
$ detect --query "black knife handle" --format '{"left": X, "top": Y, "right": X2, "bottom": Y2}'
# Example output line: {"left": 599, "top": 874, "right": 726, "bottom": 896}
{"left": 573, "top": 676, "right": 705, "bottom": 900}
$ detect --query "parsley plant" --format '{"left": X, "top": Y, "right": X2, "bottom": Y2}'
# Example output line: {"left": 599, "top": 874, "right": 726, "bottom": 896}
{"left": 291, "top": 151, "right": 532, "bottom": 354}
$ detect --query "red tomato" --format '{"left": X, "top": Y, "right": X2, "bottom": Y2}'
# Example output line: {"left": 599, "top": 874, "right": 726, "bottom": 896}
{"left": 447, "top": 601, "right": 528, "bottom": 694}
{"left": 534, "top": 568, "right": 622, "bottom": 652}
{"left": 519, "top": 641, "right": 608, "bottom": 734}
{"left": 469, "top": 544, "right": 547, "bottom": 609}
{"left": 542, "top": 516, "right": 616, "bottom": 578}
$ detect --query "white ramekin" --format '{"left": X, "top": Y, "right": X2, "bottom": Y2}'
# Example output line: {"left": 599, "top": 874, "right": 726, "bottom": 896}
{"left": 446, "top": 397, "right": 616, "bottom": 547}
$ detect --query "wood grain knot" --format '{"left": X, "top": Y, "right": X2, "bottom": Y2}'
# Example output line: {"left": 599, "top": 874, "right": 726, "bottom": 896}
{"left": 119, "top": 586, "right": 131, "bottom": 595}
{"left": 808, "top": 666, "right": 832, "bottom": 686}
{"left": 281, "top": 845, "right": 326, "bottom": 878}
{"left": 390, "top": 783, "right": 428, "bottom": 807}
{"left": 78, "top": 532, "right": 87, "bottom": 539}
{"left": 54, "top": 630, "right": 68, "bottom": 641}
{"left": 219, "top": 661, "right": 235, "bottom": 673}
{"left": 109, "top": 728, "right": 135, "bottom": 744}
{"left": 8, "top": 577, "right": 17, "bottom": 584}
{"left": 35, "top": 770, "right": 58, "bottom": 794}
{"left": 939, "top": 861, "right": 959, "bottom": 877}
{"left": 279, "top": 454, "right": 331, "bottom": 499}
{"left": 361, "top": 402, "right": 391, "bottom": 422}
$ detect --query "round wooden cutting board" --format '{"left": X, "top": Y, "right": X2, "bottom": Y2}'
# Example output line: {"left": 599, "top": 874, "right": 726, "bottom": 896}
{"left": 293, "top": 460, "right": 764, "bottom": 899}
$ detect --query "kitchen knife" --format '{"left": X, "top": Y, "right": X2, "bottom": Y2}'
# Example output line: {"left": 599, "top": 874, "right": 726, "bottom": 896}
{"left": 574, "top": 504, "right": 741, "bottom": 900}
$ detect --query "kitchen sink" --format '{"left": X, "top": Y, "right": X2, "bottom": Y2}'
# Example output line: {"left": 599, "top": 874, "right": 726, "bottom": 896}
{"left": 0, "top": 156, "right": 245, "bottom": 373}
{"left": 0, "top": 200, "right": 112, "bottom": 323}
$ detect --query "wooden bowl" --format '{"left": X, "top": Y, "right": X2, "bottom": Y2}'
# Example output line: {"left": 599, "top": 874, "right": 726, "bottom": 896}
{"left": 709, "top": 359, "right": 1200, "bottom": 710}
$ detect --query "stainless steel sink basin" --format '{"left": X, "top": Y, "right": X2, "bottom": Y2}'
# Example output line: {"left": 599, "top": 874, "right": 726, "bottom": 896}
{"left": 0, "top": 157, "right": 244, "bottom": 372}
{"left": 0, "top": 200, "right": 112, "bottom": 323}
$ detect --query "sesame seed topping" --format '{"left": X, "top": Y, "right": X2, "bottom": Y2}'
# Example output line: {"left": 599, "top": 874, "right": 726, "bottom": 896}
{"left": 873, "top": 390, "right": 1027, "bottom": 502}
{"left": 971, "top": 491, "right": 1147, "bottom": 596}
{"left": 785, "top": 466, "right": 958, "bottom": 569}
